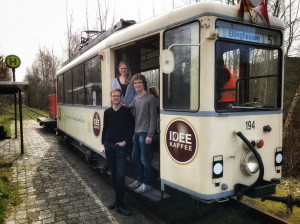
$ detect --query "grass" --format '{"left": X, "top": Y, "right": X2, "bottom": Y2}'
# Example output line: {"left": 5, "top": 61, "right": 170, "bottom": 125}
{"left": 243, "top": 178, "right": 300, "bottom": 224}
{"left": 0, "top": 105, "right": 48, "bottom": 138}
{"left": 21, "top": 106, "right": 48, "bottom": 120}
{"left": 0, "top": 107, "right": 15, "bottom": 137}
{"left": 0, "top": 163, "right": 21, "bottom": 224}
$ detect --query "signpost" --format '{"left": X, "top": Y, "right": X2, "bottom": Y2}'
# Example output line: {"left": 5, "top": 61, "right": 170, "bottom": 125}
{"left": 2, "top": 55, "right": 26, "bottom": 154}
{"left": 5, "top": 55, "right": 21, "bottom": 141}
{"left": 5, "top": 55, "right": 21, "bottom": 81}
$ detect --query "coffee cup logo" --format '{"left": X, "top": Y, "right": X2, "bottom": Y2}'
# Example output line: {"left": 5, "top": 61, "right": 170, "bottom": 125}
{"left": 93, "top": 112, "right": 101, "bottom": 137}
{"left": 165, "top": 119, "right": 198, "bottom": 164}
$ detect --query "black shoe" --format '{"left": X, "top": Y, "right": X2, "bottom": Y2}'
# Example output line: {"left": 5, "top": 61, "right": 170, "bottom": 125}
{"left": 115, "top": 205, "right": 132, "bottom": 216}
{"left": 108, "top": 202, "right": 115, "bottom": 209}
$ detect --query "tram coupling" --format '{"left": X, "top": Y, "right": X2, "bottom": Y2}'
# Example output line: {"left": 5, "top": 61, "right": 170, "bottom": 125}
{"left": 234, "top": 180, "right": 276, "bottom": 200}
{"left": 261, "top": 194, "right": 300, "bottom": 214}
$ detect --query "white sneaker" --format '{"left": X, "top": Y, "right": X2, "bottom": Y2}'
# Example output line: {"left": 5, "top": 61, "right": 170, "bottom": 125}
{"left": 134, "top": 183, "right": 152, "bottom": 193}
{"left": 128, "top": 180, "right": 142, "bottom": 189}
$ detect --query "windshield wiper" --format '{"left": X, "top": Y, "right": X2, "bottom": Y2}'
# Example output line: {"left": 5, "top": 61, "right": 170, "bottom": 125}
{"left": 229, "top": 105, "right": 271, "bottom": 110}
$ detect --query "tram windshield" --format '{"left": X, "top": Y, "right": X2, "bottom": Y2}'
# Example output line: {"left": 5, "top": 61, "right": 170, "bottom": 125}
{"left": 215, "top": 21, "right": 282, "bottom": 112}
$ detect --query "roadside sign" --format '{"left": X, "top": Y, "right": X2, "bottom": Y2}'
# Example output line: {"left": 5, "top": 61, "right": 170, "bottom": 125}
{"left": 5, "top": 55, "right": 21, "bottom": 68}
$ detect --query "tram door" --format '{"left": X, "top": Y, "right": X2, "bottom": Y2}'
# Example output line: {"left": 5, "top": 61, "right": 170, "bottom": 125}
{"left": 114, "top": 35, "right": 161, "bottom": 169}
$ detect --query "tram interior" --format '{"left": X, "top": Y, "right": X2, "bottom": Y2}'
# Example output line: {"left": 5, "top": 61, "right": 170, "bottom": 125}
{"left": 114, "top": 34, "right": 161, "bottom": 171}
{"left": 215, "top": 41, "right": 281, "bottom": 111}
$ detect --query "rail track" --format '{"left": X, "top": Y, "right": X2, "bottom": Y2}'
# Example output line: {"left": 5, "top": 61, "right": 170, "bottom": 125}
{"left": 125, "top": 187, "right": 289, "bottom": 224}
{"left": 22, "top": 107, "right": 36, "bottom": 121}
{"left": 23, "top": 106, "right": 57, "bottom": 131}
{"left": 23, "top": 106, "right": 47, "bottom": 120}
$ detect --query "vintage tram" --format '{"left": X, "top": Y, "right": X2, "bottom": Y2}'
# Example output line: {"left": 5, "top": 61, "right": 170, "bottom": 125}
{"left": 55, "top": 2, "right": 284, "bottom": 202}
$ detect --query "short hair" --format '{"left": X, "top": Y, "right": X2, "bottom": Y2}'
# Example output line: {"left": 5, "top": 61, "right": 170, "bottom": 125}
{"left": 132, "top": 73, "right": 148, "bottom": 91}
{"left": 110, "top": 88, "right": 122, "bottom": 96}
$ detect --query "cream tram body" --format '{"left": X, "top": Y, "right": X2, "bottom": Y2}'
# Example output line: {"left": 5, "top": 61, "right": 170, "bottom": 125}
{"left": 56, "top": 2, "right": 284, "bottom": 201}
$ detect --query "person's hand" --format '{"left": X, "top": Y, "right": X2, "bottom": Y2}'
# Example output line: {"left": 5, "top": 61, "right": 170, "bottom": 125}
{"left": 100, "top": 145, "right": 105, "bottom": 154}
{"left": 116, "top": 141, "right": 126, "bottom": 147}
{"left": 145, "top": 137, "right": 152, "bottom": 144}
{"left": 121, "top": 104, "right": 130, "bottom": 108}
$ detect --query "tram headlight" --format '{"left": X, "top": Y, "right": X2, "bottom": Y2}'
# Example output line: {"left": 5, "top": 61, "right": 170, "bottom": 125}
{"left": 241, "top": 150, "right": 259, "bottom": 176}
{"left": 275, "top": 151, "right": 283, "bottom": 166}
{"left": 213, "top": 162, "right": 223, "bottom": 176}
{"left": 274, "top": 148, "right": 283, "bottom": 174}
{"left": 212, "top": 156, "right": 223, "bottom": 179}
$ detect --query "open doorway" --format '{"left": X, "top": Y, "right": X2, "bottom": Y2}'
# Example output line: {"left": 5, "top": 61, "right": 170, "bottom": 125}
{"left": 114, "top": 34, "right": 160, "bottom": 169}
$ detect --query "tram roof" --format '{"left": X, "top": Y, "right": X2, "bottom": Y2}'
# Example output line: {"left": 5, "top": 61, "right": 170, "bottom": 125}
{"left": 0, "top": 81, "right": 29, "bottom": 94}
{"left": 57, "top": 2, "right": 284, "bottom": 75}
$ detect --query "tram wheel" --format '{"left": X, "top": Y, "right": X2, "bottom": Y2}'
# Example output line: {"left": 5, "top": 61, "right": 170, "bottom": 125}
{"left": 85, "top": 150, "right": 93, "bottom": 165}
{"left": 62, "top": 135, "right": 68, "bottom": 144}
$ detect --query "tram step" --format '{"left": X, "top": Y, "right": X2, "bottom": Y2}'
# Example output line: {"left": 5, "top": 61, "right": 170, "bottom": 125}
{"left": 125, "top": 177, "right": 170, "bottom": 202}
{"left": 37, "top": 117, "right": 57, "bottom": 128}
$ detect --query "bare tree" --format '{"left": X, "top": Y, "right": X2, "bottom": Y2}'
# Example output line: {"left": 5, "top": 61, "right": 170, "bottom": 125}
{"left": 85, "top": 0, "right": 89, "bottom": 31}
{"left": 284, "top": 0, "right": 300, "bottom": 58}
{"left": 0, "top": 55, "right": 11, "bottom": 81}
{"left": 25, "top": 47, "right": 59, "bottom": 110}
{"left": 64, "top": 1, "right": 81, "bottom": 60}
{"left": 0, "top": 54, "right": 13, "bottom": 106}
{"left": 96, "top": 0, "right": 115, "bottom": 32}
{"left": 283, "top": 0, "right": 300, "bottom": 130}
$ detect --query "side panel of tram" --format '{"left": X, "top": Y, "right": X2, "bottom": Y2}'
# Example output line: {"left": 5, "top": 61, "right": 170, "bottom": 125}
{"left": 56, "top": 51, "right": 113, "bottom": 154}
{"left": 57, "top": 106, "right": 104, "bottom": 153}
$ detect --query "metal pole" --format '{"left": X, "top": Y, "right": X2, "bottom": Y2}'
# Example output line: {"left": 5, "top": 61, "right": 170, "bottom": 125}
{"left": 14, "top": 93, "right": 17, "bottom": 138}
{"left": 13, "top": 67, "right": 15, "bottom": 81}
{"left": 19, "top": 89, "right": 24, "bottom": 154}
{"left": 13, "top": 68, "right": 18, "bottom": 138}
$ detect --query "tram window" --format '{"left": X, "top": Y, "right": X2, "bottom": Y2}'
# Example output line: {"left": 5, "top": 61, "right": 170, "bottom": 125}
{"left": 57, "top": 75, "right": 64, "bottom": 103}
{"left": 85, "top": 56, "right": 101, "bottom": 106}
{"left": 163, "top": 21, "right": 200, "bottom": 111}
{"left": 142, "top": 69, "right": 159, "bottom": 91}
{"left": 215, "top": 41, "right": 281, "bottom": 111}
{"left": 73, "top": 64, "right": 84, "bottom": 105}
{"left": 142, "top": 69, "right": 159, "bottom": 110}
{"left": 64, "top": 70, "right": 72, "bottom": 104}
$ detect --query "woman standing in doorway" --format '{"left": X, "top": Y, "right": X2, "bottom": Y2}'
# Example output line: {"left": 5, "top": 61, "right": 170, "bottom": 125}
{"left": 112, "top": 61, "right": 136, "bottom": 107}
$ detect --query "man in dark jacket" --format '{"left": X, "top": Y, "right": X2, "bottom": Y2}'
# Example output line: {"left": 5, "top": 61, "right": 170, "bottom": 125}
{"left": 101, "top": 88, "right": 134, "bottom": 216}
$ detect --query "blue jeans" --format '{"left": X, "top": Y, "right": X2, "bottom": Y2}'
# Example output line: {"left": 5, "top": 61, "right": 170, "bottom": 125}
{"left": 132, "top": 133, "right": 152, "bottom": 186}
{"left": 105, "top": 142, "right": 127, "bottom": 206}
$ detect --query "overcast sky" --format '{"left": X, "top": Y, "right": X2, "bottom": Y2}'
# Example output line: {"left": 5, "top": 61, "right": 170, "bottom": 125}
{"left": 0, "top": 0, "right": 185, "bottom": 81}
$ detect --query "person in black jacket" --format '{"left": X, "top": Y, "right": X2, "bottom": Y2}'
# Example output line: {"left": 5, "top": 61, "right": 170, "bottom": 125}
{"left": 101, "top": 88, "right": 134, "bottom": 216}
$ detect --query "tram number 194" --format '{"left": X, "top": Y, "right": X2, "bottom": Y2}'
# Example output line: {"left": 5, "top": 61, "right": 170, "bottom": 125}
{"left": 246, "top": 121, "right": 255, "bottom": 130}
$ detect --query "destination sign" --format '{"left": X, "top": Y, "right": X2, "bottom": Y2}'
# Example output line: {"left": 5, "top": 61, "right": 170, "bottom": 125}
{"left": 221, "top": 28, "right": 263, "bottom": 44}
{"left": 216, "top": 20, "right": 281, "bottom": 46}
